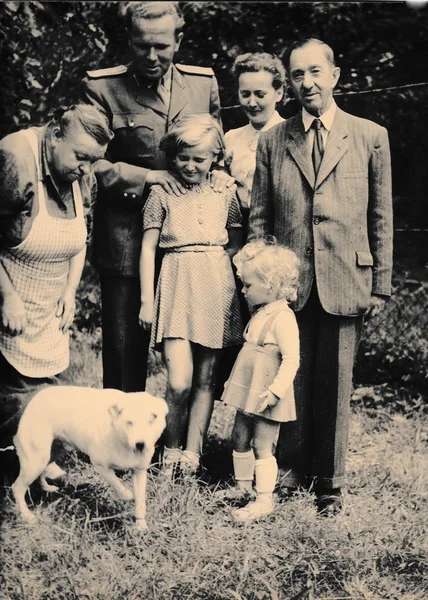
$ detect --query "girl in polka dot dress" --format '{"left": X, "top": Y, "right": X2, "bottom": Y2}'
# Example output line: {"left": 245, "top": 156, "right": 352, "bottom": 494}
{"left": 139, "top": 114, "right": 243, "bottom": 474}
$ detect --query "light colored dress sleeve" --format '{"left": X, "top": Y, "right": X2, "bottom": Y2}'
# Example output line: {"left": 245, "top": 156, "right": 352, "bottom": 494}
{"left": 142, "top": 185, "right": 165, "bottom": 231}
{"left": 268, "top": 311, "right": 300, "bottom": 399}
{"left": 226, "top": 186, "right": 243, "bottom": 229}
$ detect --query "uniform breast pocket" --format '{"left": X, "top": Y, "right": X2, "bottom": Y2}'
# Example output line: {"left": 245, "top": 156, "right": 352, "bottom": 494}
{"left": 111, "top": 113, "right": 156, "bottom": 162}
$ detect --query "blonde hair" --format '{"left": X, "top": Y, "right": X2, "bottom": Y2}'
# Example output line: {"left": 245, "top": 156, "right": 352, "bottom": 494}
{"left": 234, "top": 238, "right": 299, "bottom": 302}
{"left": 159, "top": 114, "right": 225, "bottom": 166}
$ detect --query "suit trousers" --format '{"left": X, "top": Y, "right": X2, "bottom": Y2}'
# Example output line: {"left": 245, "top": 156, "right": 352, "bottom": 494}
{"left": 100, "top": 274, "right": 150, "bottom": 392}
{"left": 277, "top": 284, "right": 363, "bottom": 490}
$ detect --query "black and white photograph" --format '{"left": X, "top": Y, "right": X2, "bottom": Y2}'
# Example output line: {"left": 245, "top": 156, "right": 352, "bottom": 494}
{"left": 0, "top": 1, "right": 427, "bottom": 598}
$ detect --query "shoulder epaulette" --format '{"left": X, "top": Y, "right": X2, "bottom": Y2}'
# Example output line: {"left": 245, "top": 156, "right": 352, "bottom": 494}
{"left": 86, "top": 65, "right": 128, "bottom": 79}
{"left": 175, "top": 64, "right": 214, "bottom": 77}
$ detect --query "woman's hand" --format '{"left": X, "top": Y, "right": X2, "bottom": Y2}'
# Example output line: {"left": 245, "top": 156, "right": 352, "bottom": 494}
{"left": 209, "top": 170, "right": 235, "bottom": 192}
{"left": 146, "top": 169, "right": 187, "bottom": 196}
{"left": 56, "top": 287, "right": 76, "bottom": 333}
{"left": 139, "top": 302, "right": 153, "bottom": 330}
{"left": 257, "top": 390, "right": 279, "bottom": 413}
{"left": 1, "top": 291, "right": 27, "bottom": 335}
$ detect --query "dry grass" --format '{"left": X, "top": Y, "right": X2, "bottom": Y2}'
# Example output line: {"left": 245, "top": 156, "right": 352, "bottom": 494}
{"left": 0, "top": 336, "right": 427, "bottom": 600}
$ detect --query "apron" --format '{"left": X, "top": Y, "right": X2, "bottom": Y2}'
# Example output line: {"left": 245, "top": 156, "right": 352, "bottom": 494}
{"left": 221, "top": 306, "right": 296, "bottom": 423}
{"left": 0, "top": 128, "right": 87, "bottom": 377}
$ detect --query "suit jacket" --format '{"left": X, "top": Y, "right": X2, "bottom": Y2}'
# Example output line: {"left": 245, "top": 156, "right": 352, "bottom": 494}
{"left": 82, "top": 63, "right": 221, "bottom": 276}
{"left": 249, "top": 107, "right": 393, "bottom": 316}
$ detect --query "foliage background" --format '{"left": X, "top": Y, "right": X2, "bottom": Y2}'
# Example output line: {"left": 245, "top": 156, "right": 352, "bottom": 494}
{"left": 1, "top": 0, "right": 428, "bottom": 230}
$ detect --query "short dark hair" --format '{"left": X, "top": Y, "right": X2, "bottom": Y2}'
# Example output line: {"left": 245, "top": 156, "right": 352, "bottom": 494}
{"left": 232, "top": 52, "right": 286, "bottom": 92}
{"left": 125, "top": 1, "right": 185, "bottom": 37}
{"left": 284, "top": 38, "right": 336, "bottom": 71}
{"left": 47, "top": 104, "right": 114, "bottom": 146}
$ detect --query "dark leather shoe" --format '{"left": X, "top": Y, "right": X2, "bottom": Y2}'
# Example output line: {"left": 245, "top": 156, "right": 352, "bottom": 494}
{"left": 315, "top": 488, "right": 343, "bottom": 516}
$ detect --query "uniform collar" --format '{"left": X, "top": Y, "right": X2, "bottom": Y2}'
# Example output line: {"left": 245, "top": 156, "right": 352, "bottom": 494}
{"left": 130, "top": 62, "right": 172, "bottom": 90}
{"left": 302, "top": 100, "right": 337, "bottom": 133}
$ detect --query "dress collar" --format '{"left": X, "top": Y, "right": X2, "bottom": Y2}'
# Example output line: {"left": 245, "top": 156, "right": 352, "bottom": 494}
{"left": 302, "top": 100, "right": 337, "bottom": 133}
{"left": 257, "top": 298, "right": 290, "bottom": 314}
{"left": 249, "top": 110, "right": 284, "bottom": 134}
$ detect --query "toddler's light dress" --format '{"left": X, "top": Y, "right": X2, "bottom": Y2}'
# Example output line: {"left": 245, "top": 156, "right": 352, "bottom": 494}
{"left": 222, "top": 299, "right": 299, "bottom": 422}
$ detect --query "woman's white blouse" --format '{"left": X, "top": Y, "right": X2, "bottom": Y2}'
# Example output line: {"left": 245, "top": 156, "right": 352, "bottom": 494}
{"left": 224, "top": 111, "right": 285, "bottom": 209}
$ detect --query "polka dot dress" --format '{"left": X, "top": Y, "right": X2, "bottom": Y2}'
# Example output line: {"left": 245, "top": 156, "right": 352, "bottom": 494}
{"left": 143, "top": 181, "right": 244, "bottom": 350}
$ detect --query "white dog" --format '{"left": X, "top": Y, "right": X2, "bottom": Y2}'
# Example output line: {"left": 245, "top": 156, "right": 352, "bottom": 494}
{"left": 12, "top": 386, "right": 168, "bottom": 530}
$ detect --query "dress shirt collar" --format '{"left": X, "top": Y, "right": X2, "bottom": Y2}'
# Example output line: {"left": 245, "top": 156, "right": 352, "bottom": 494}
{"left": 302, "top": 100, "right": 337, "bottom": 133}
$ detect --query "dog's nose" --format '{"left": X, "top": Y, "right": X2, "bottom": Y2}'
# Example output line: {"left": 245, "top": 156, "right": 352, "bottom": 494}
{"left": 135, "top": 442, "right": 145, "bottom": 452}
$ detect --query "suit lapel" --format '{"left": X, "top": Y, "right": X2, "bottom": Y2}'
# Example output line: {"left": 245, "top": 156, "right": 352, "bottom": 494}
{"left": 287, "top": 118, "right": 316, "bottom": 189}
{"left": 168, "top": 66, "right": 188, "bottom": 123}
{"left": 316, "top": 108, "right": 349, "bottom": 188}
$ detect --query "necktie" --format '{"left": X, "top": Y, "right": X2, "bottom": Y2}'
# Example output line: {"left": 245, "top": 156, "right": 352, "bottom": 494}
{"left": 312, "top": 118, "right": 324, "bottom": 176}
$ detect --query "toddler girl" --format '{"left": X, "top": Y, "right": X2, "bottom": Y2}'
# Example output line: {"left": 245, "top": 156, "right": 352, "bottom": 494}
{"left": 221, "top": 239, "right": 300, "bottom": 521}
{"left": 139, "top": 114, "right": 243, "bottom": 474}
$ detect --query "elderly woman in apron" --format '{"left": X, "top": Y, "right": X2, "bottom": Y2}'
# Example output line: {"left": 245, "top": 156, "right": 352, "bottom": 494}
{"left": 0, "top": 105, "right": 113, "bottom": 476}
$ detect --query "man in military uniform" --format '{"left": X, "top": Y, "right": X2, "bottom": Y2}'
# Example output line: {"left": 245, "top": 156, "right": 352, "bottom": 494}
{"left": 82, "top": 2, "right": 228, "bottom": 392}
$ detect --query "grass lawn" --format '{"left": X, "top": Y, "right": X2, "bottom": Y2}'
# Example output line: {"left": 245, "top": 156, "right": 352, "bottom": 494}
{"left": 0, "top": 337, "right": 427, "bottom": 600}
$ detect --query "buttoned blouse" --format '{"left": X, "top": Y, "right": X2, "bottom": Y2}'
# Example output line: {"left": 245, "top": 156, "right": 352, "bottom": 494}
{"left": 0, "top": 126, "right": 97, "bottom": 249}
{"left": 225, "top": 111, "right": 285, "bottom": 209}
{"left": 244, "top": 299, "right": 300, "bottom": 399}
{"left": 142, "top": 180, "right": 242, "bottom": 248}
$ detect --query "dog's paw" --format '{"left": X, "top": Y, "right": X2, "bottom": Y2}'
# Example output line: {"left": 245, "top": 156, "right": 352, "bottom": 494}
{"left": 135, "top": 518, "right": 148, "bottom": 531}
{"left": 19, "top": 510, "right": 37, "bottom": 524}
{"left": 117, "top": 488, "right": 134, "bottom": 501}
{"left": 41, "top": 483, "right": 59, "bottom": 493}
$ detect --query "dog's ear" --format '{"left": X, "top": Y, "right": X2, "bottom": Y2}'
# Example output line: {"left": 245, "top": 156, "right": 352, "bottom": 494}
{"left": 109, "top": 404, "right": 123, "bottom": 419}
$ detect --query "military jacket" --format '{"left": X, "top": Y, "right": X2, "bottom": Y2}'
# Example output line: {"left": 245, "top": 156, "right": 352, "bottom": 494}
{"left": 82, "top": 63, "right": 221, "bottom": 276}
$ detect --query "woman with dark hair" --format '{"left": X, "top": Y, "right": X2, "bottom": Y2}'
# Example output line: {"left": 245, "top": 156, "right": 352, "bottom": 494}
{"left": 225, "top": 53, "right": 286, "bottom": 228}
{"left": 0, "top": 104, "right": 113, "bottom": 463}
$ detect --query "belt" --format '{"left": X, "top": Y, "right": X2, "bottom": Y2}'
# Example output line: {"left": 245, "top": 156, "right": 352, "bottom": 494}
{"left": 164, "top": 245, "right": 225, "bottom": 253}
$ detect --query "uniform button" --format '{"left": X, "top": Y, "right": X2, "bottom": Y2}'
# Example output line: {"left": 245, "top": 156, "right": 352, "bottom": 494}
{"left": 124, "top": 192, "right": 128, "bottom": 197}
{"left": 313, "top": 217, "right": 320, "bottom": 225}
{"left": 132, "top": 194, "right": 136, "bottom": 199}
{"left": 306, "top": 247, "right": 313, "bottom": 255}
{"left": 128, "top": 120, "right": 135, "bottom": 127}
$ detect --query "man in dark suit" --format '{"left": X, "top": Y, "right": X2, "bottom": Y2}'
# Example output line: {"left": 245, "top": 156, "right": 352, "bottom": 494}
{"left": 83, "top": 2, "right": 229, "bottom": 392}
{"left": 249, "top": 39, "right": 393, "bottom": 513}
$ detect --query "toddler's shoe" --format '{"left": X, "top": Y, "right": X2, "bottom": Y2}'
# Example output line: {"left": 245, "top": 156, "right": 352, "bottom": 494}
{"left": 232, "top": 495, "right": 274, "bottom": 522}
{"left": 214, "top": 485, "right": 255, "bottom": 502}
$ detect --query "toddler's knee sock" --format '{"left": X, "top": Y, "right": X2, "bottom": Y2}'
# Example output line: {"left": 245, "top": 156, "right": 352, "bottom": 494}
{"left": 233, "top": 449, "right": 255, "bottom": 492}
{"left": 255, "top": 455, "right": 278, "bottom": 500}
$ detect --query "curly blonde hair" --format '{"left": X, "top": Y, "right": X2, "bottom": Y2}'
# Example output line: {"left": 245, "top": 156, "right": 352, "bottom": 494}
{"left": 233, "top": 238, "right": 299, "bottom": 302}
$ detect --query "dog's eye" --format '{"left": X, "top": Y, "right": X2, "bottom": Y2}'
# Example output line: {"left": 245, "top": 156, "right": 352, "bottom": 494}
{"left": 126, "top": 420, "right": 133, "bottom": 427}
{"left": 149, "top": 413, "right": 158, "bottom": 424}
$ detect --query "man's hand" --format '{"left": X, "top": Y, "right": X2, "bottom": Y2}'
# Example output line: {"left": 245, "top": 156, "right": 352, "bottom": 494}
{"left": 139, "top": 302, "right": 153, "bottom": 330}
{"left": 56, "top": 287, "right": 76, "bottom": 333}
{"left": 257, "top": 390, "right": 279, "bottom": 413}
{"left": 146, "top": 170, "right": 187, "bottom": 196}
{"left": 209, "top": 170, "right": 235, "bottom": 193}
{"left": 1, "top": 291, "right": 27, "bottom": 336}
{"left": 365, "top": 294, "right": 387, "bottom": 320}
